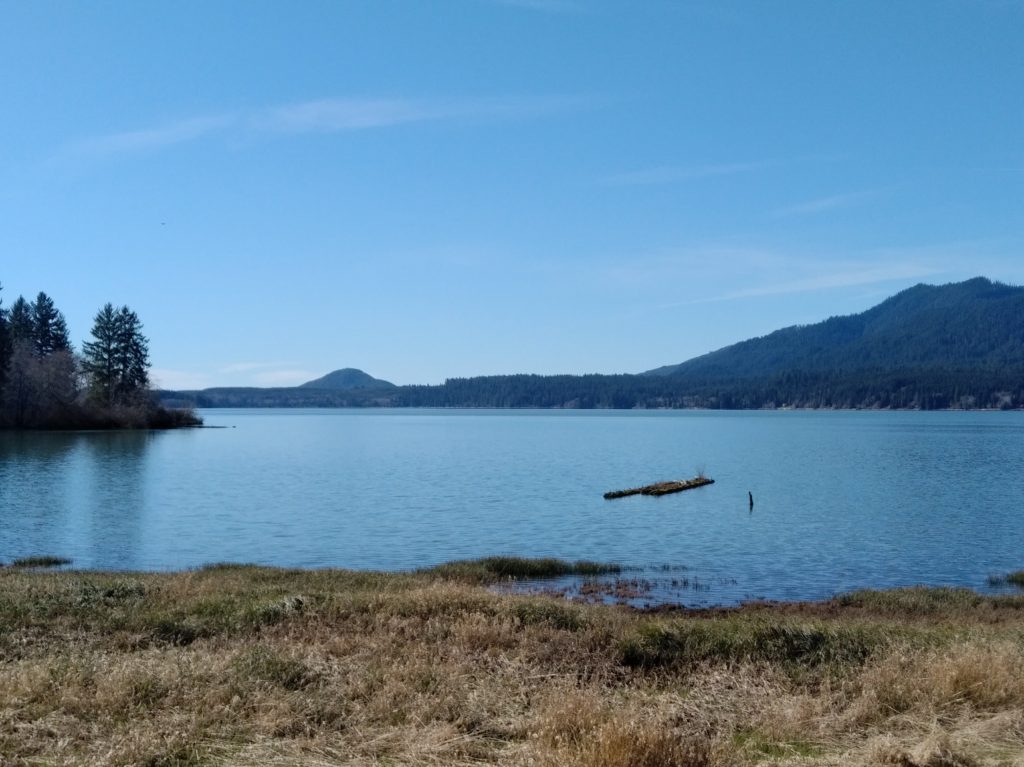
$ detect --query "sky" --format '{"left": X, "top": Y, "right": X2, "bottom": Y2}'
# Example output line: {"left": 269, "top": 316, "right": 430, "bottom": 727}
{"left": 1, "top": 0, "right": 1022, "bottom": 388}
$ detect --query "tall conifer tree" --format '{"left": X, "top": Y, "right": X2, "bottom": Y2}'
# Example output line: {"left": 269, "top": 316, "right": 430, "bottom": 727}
{"left": 31, "top": 292, "right": 71, "bottom": 356}
{"left": 115, "top": 306, "right": 150, "bottom": 398}
{"left": 0, "top": 283, "right": 10, "bottom": 396}
{"left": 8, "top": 296, "right": 33, "bottom": 343}
{"left": 82, "top": 303, "right": 119, "bottom": 405}
{"left": 83, "top": 303, "right": 150, "bottom": 405}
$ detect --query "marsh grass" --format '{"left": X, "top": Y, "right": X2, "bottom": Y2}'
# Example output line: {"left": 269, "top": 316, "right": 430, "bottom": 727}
{"left": 10, "top": 555, "right": 73, "bottom": 568}
{"left": 618, "top": 617, "right": 892, "bottom": 674}
{"left": 421, "top": 555, "right": 622, "bottom": 582}
{"left": 988, "top": 570, "right": 1024, "bottom": 588}
{"left": 0, "top": 562, "right": 1022, "bottom": 765}
{"left": 835, "top": 586, "right": 1024, "bottom": 616}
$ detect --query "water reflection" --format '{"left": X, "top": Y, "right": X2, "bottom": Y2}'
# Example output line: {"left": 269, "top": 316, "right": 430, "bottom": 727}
{"left": 0, "top": 431, "right": 78, "bottom": 464}
{"left": 0, "top": 431, "right": 154, "bottom": 568}
{"left": 0, "top": 432, "right": 78, "bottom": 562}
{"left": 81, "top": 432, "right": 152, "bottom": 569}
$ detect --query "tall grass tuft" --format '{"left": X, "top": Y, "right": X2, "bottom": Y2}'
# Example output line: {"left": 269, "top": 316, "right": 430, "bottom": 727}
{"left": 835, "top": 586, "right": 1024, "bottom": 615}
{"left": 620, "top": 618, "right": 887, "bottom": 671}
{"left": 421, "top": 556, "right": 622, "bottom": 582}
{"left": 11, "top": 556, "right": 72, "bottom": 568}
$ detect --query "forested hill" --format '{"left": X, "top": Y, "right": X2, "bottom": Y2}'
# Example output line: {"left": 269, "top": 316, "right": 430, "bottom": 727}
{"left": 159, "top": 278, "right": 1024, "bottom": 410}
{"left": 647, "top": 278, "right": 1024, "bottom": 378}
{"left": 299, "top": 368, "right": 394, "bottom": 389}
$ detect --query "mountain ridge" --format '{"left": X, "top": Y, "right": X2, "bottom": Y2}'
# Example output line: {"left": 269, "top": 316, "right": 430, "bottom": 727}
{"left": 159, "top": 277, "right": 1024, "bottom": 410}
{"left": 645, "top": 277, "right": 1024, "bottom": 379}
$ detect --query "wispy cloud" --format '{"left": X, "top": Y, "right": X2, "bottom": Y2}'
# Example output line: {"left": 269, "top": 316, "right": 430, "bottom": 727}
{"left": 772, "top": 189, "right": 880, "bottom": 217}
{"left": 253, "top": 99, "right": 441, "bottom": 133}
{"left": 150, "top": 368, "right": 214, "bottom": 391}
{"left": 693, "top": 262, "right": 944, "bottom": 303}
{"left": 220, "top": 361, "right": 314, "bottom": 386}
{"left": 151, "top": 364, "right": 315, "bottom": 389}
{"left": 602, "top": 161, "right": 770, "bottom": 186}
{"left": 60, "top": 115, "right": 232, "bottom": 160}
{"left": 595, "top": 243, "right": 790, "bottom": 288}
{"left": 598, "top": 240, "right": 969, "bottom": 311}
{"left": 253, "top": 95, "right": 588, "bottom": 133}
{"left": 219, "top": 361, "right": 294, "bottom": 374}
{"left": 253, "top": 369, "right": 316, "bottom": 386}
{"left": 51, "top": 95, "right": 589, "bottom": 166}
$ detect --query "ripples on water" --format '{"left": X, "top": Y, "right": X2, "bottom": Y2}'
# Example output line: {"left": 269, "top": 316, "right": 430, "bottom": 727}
{"left": 1, "top": 409, "right": 1022, "bottom": 606}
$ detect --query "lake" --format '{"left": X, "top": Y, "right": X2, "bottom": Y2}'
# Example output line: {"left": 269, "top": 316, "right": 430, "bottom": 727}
{"left": 2, "top": 408, "right": 1023, "bottom": 605}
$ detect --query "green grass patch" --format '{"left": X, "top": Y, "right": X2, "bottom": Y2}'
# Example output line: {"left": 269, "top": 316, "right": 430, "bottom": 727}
{"left": 11, "top": 556, "right": 72, "bottom": 568}
{"left": 989, "top": 570, "right": 1024, "bottom": 588}
{"left": 150, "top": 617, "right": 203, "bottom": 646}
{"left": 732, "top": 729, "right": 824, "bottom": 759}
{"left": 510, "top": 598, "right": 586, "bottom": 631}
{"left": 420, "top": 556, "right": 622, "bottom": 583}
{"left": 198, "top": 562, "right": 263, "bottom": 572}
{"left": 620, "top": 617, "right": 888, "bottom": 671}
{"left": 835, "top": 586, "right": 1024, "bottom": 615}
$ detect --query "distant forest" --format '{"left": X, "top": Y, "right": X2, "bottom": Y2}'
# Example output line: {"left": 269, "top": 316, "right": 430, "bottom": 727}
{"left": 161, "top": 278, "right": 1024, "bottom": 411}
{"left": 162, "top": 368, "right": 1024, "bottom": 411}
{"left": 0, "top": 283, "right": 199, "bottom": 429}
{"left": 391, "top": 369, "right": 1024, "bottom": 410}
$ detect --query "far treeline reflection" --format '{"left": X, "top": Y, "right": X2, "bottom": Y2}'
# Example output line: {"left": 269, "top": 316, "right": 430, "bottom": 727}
{"left": 0, "top": 283, "right": 199, "bottom": 430}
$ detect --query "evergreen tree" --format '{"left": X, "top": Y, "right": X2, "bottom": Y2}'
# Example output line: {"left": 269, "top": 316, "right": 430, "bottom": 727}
{"left": 8, "top": 296, "right": 33, "bottom": 343}
{"left": 82, "top": 303, "right": 150, "bottom": 405}
{"left": 115, "top": 306, "right": 150, "bottom": 398}
{"left": 82, "top": 303, "right": 119, "bottom": 405}
{"left": 0, "top": 283, "right": 10, "bottom": 397}
{"left": 31, "top": 292, "right": 71, "bottom": 356}
{"left": 1, "top": 289, "right": 190, "bottom": 429}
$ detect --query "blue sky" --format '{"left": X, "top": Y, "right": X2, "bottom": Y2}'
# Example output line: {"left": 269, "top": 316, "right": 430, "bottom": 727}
{"left": 1, "top": 0, "right": 1021, "bottom": 388}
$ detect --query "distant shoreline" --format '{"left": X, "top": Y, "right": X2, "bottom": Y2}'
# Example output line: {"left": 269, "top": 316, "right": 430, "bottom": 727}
{"left": 173, "top": 401, "right": 1022, "bottom": 412}
{"left": 0, "top": 405, "right": 202, "bottom": 432}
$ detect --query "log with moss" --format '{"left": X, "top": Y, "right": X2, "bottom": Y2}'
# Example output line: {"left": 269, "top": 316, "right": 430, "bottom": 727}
{"left": 603, "top": 476, "right": 714, "bottom": 499}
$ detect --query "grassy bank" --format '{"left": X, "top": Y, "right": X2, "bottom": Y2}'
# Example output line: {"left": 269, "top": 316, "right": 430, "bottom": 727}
{"left": 1, "top": 561, "right": 1023, "bottom": 766}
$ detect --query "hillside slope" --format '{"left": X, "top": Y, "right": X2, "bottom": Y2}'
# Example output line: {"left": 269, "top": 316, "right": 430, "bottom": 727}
{"left": 299, "top": 368, "right": 394, "bottom": 390}
{"left": 647, "top": 278, "right": 1024, "bottom": 379}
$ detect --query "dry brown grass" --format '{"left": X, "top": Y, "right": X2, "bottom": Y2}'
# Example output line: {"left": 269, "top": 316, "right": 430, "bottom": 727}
{"left": 0, "top": 564, "right": 1023, "bottom": 766}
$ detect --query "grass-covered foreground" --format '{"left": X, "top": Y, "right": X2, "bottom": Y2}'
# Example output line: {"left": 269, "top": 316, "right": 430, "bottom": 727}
{"left": 2, "top": 559, "right": 1024, "bottom": 766}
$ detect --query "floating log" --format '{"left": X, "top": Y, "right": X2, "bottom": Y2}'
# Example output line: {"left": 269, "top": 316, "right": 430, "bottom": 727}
{"left": 603, "top": 476, "right": 714, "bottom": 500}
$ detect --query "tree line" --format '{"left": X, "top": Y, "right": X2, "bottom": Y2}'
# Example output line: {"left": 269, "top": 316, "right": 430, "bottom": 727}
{"left": 0, "top": 284, "right": 198, "bottom": 429}
{"left": 163, "top": 369, "right": 1024, "bottom": 411}
{"left": 387, "top": 371, "right": 1024, "bottom": 410}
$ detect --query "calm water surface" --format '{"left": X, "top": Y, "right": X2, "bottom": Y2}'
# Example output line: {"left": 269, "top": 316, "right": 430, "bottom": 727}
{"left": 2, "top": 409, "right": 1023, "bottom": 605}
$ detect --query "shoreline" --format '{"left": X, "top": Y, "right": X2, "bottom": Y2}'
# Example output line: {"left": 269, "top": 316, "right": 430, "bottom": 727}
{"left": 182, "top": 403, "right": 1024, "bottom": 412}
{"left": 0, "top": 404, "right": 202, "bottom": 432}
{"left": 4, "top": 557, "right": 1019, "bottom": 610}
